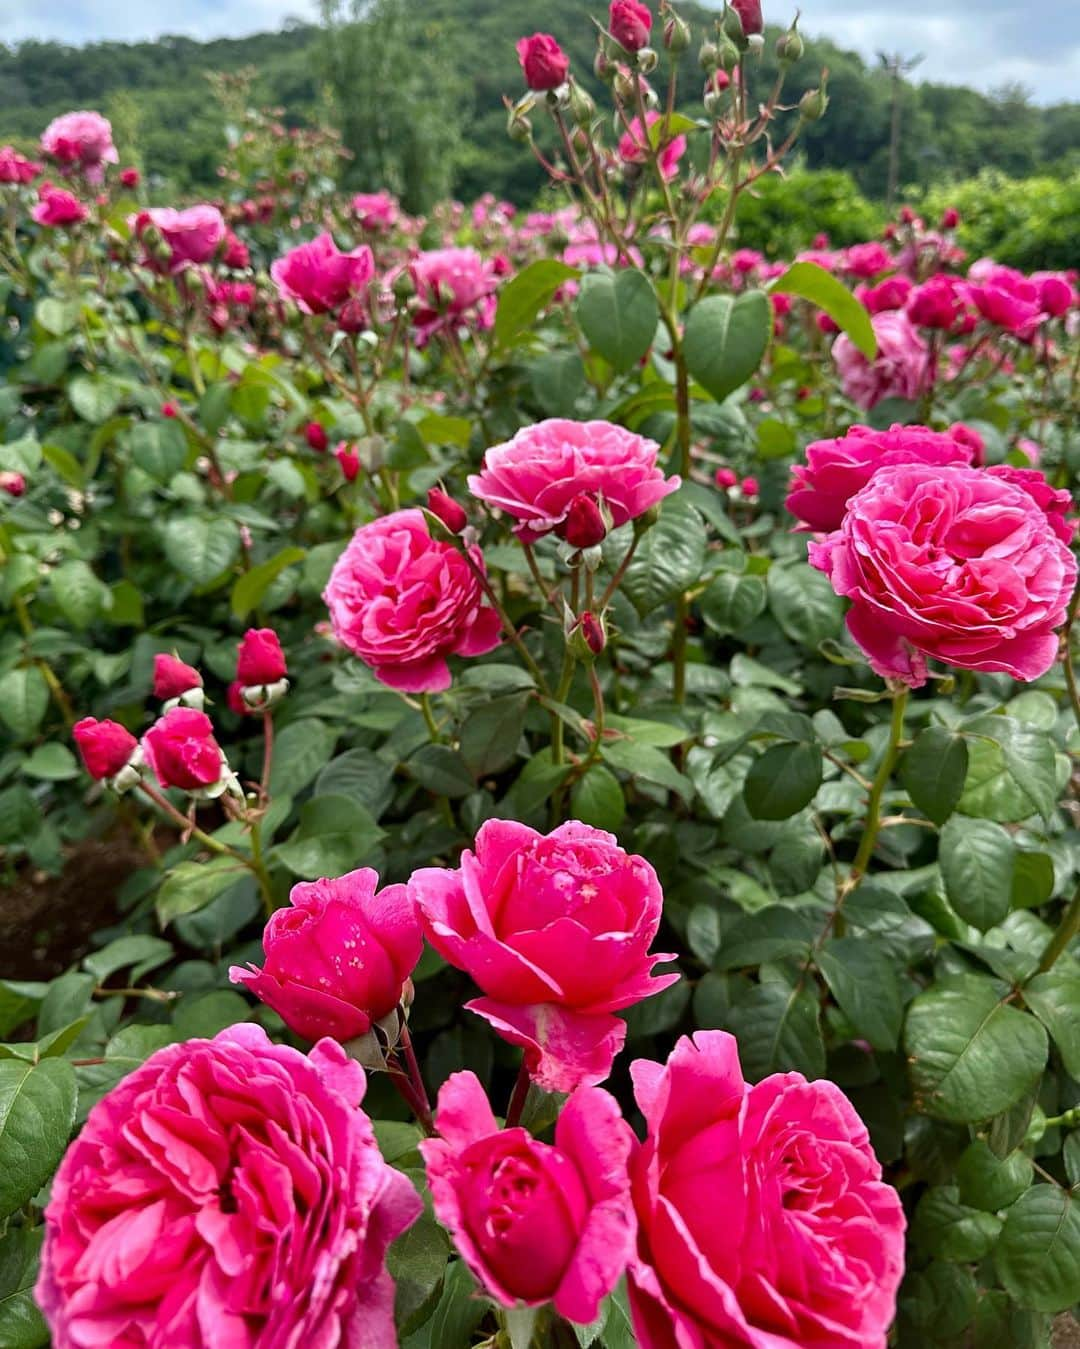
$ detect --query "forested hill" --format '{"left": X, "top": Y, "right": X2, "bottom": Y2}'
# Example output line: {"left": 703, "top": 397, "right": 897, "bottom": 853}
{"left": 1, "top": 0, "right": 1078, "bottom": 204}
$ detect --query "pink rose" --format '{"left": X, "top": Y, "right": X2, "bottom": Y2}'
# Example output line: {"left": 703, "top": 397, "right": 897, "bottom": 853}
{"left": 409, "top": 246, "right": 499, "bottom": 346}
{"left": 0, "top": 469, "right": 26, "bottom": 496}
{"left": 609, "top": 0, "right": 652, "bottom": 51}
{"left": 1035, "top": 272, "right": 1077, "bottom": 318}
{"left": 153, "top": 653, "right": 202, "bottom": 701}
{"left": 335, "top": 442, "right": 361, "bottom": 481}
{"left": 906, "top": 274, "right": 964, "bottom": 330}
{"left": 32, "top": 184, "right": 88, "bottom": 227}
{"left": 0, "top": 145, "right": 41, "bottom": 184}
{"left": 352, "top": 190, "right": 399, "bottom": 232}
{"left": 948, "top": 421, "right": 986, "bottom": 464}
{"left": 323, "top": 507, "right": 501, "bottom": 693}
{"left": 628, "top": 1032, "right": 905, "bottom": 1349}
{"left": 618, "top": 112, "right": 687, "bottom": 181}
{"left": 36, "top": 1025, "right": 422, "bottom": 1348}
{"left": 142, "top": 707, "right": 225, "bottom": 790}
{"left": 468, "top": 418, "right": 679, "bottom": 542}
{"left": 941, "top": 206, "right": 960, "bottom": 229}
{"left": 809, "top": 462, "right": 1077, "bottom": 686}
{"left": 968, "top": 263, "right": 1042, "bottom": 340}
{"left": 987, "top": 464, "right": 1077, "bottom": 546}
{"left": 408, "top": 819, "right": 679, "bottom": 1091}
{"left": 133, "top": 204, "right": 226, "bottom": 272}
{"left": 236, "top": 627, "right": 287, "bottom": 685}
{"left": 221, "top": 230, "right": 249, "bottom": 269}
{"left": 730, "top": 0, "right": 764, "bottom": 34}
{"left": 73, "top": 717, "right": 138, "bottom": 781}
{"left": 785, "top": 423, "right": 975, "bottom": 532}
{"left": 842, "top": 241, "right": 892, "bottom": 278}
{"left": 119, "top": 165, "right": 140, "bottom": 188}
{"left": 231, "top": 867, "right": 422, "bottom": 1041}
{"left": 305, "top": 421, "right": 329, "bottom": 452}
{"left": 833, "top": 311, "right": 931, "bottom": 409}
{"left": 516, "top": 33, "right": 571, "bottom": 91}
{"left": 40, "top": 110, "right": 117, "bottom": 182}
{"left": 420, "top": 1072, "right": 635, "bottom": 1322}
{"left": 270, "top": 232, "right": 375, "bottom": 315}
{"left": 858, "top": 274, "right": 912, "bottom": 314}
{"left": 426, "top": 486, "right": 468, "bottom": 534}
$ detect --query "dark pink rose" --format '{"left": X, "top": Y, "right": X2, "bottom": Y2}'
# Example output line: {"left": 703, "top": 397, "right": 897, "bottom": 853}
{"left": 133, "top": 204, "right": 226, "bottom": 272}
{"left": 409, "top": 246, "right": 499, "bottom": 346}
{"left": 948, "top": 421, "right": 986, "bottom": 465}
{"left": 809, "top": 462, "right": 1077, "bottom": 686}
{"left": 618, "top": 112, "right": 687, "bottom": 181}
{"left": 987, "top": 464, "right": 1077, "bottom": 546}
{"left": 119, "top": 165, "right": 140, "bottom": 188}
{"left": 609, "top": 0, "right": 652, "bottom": 50}
{"left": 270, "top": 233, "right": 374, "bottom": 315}
{"left": 906, "top": 274, "right": 965, "bottom": 329}
{"left": 73, "top": 718, "right": 138, "bottom": 781}
{"left": 222, "top": 231, "right": 249, "bottom": 269}
{"left": 36, "top": 1025, "right": 422, "bottom": 1348}
{"left": 0, "top": 145, "right": 42, "bottom": 184}
{"left": 858, "top": 274, "right": 912, "bottom": 314}
{"left": 426, "top": 486, "right": 468, "bottom": 534}
{"left": 785, "top": 423, "right": 975, "bottom": 532}
{"left": 628, "top": 1032, "right": 905, "bottom": 1349}
{"left": 516, "top": 33, "right": 571, "bottom": 91}
{"left": 408, "top": 819, "right": 679, "bottom": 1091}
{"left": 231, "top": 868, "right": 421, "bottom": 1042}
{"left": 842, "top": 242, "right": 892, "bottom": 279}
{"left": 335, "top": 443, "right": 361, "bottom": 481}
{"left": 153, "top": 654, "right": 202, "bottom": 701}
{"left": 236, "top": 627, "right": 287, "bottom": 685}
{"left": 420, "top": 1072, "right": 635, "bottom": 1321}
{"left": 40, "top": 110, "right": 117, "bottom": 183}
{"left": 32, "top": 184, "right": 88, "bottom": 227}
{"left": 941, "top": 206, "right": 960, "bottom": 229}
{"left": 305, "top": 421, "right": 329, "bottom": 452}
{"left": 142, "top": 707, "right": 224, "bottom": 790}
{"left": 563, "top": 492, "right": 608, "bottom": 548}
{"left": 833, "top": 311, "right": 931, "bottom": 409}
{"left": 352, "top": 190, "right": 399, "bottom": 232}
{"left": 730, "top": 0, "right": 763, "bottom": 34}
{"left": 968, "top": 263, "right": 1043, "bottom": 341}
{"left": 323, "top": 507, "right": 501, "bottom": 693}
{"left": 0, "top": 470, "right": 26, "bottom": 496}
{"left": 1036, "top": 272, "right": 1076, "bottom": 318}
{"left": 468, "top": 418, "right": 679, "bottom": 542}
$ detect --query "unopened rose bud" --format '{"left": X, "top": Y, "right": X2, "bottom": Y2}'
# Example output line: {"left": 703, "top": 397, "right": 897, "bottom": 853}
{"left": 717, "top": 34, "right": 741, "bottom": 70}
{"left": 715, "top": 467, "right": 737, "bottom": 489}
{"left": 562, "top": 494, "right": 608, "bottom": 549}
{"left": 305, "top": 421, "right": 329, "bottom": 452}
{"left": 580, "top": 612, "right": 606, "bottom": 656}
{"left": 721, "top": 4, "right": 749, "bottom": 49}
{"left": 594, "top": 49, "right": 616, "bottom": 82}
{"left": 236, "top": 627, "right": 287, "bottom": 687}
{"left": 799, "top": 76, "right": 829, "bottom": 122}
{"left": 507, "top": 107, "right": 532, "bottom": 142}
{"left": 568, "top": 80, "right": 597, "bottom": 126}
{"left": 613, "top": 67, "right": 637, "bottom": 102}
{"left": 392, "top": 268, "right": 416, "bottom": 301}
{"left": 731, "top": 0, "right": 763, "bottom": 37}
{"left": 699, "top": 40, "right": 720, "bottom": 71}
{"left": 0, "top": 470, "right": 26, "bottom": 497}
{"left": 739, "top": 475, "right": 759, "bottom": 498}
{"left": 153, "top": 653, "right": 204, "bottom": 709}
{"left": 73, "top": 717, "right": 141, "bottom": 788}
{"left": 161, "top": 401, "right": 179, "bottom": 419}
{"left": 664, "top": 13, "right": 691, "bottom": 53}
{"left": 335, "top": 444, "right": 361, "bottom": 482}
{"left": 426, "top": 487, "right": 468, "bottom": 534}
{"left": 636, "top": 45, "right": 659, "bottom": 74}
{"left": 940, "top": 206, "right": 960, "bottom": 231}
{"left": 776, "top": 23, "right": 803, "bottom": 64}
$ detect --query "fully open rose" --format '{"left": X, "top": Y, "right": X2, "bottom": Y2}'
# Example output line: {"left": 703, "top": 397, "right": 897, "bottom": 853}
{"left": 408, "top": 819, "right": 679, "bottom": 1091}
{"left": 627, "top": 1031, "right": 905, "bottom": 1348}
{"left": 35, "top": 1024, "right": 422, "bottom": 1348}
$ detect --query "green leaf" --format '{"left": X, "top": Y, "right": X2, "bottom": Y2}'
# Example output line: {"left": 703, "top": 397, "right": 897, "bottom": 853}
{"left": 995, "top": 1186, "right": 1080, "bottom": 1313}
{"left": 36, "top": 296, "right": 79, "bottom": 336}
{"left": 701, "top": 572, "right": 767, "bottom": 636}
{"left": 459, "top": 693, "right": 530, "bottom": 778}
{"left": 817, "top": 937, "right": 903, "bottom": 1050}
{"left": 21, "top": 743, "right": 79, "bottom": 781}
{"left": 939, "top": 816, "right": 1015, "bottom": 932}
{"left": 1023, "top": 971, "right": 1080, "bottom": 1078}
{"left": 68, "top": 374, "right": 123, "bottom": 424}
{"left": 619, "top": 497, "right": 706, "bottom": 617}
{"left": 716, "top": 907, "right": 818, "bottom": 969}
{"left": 162, "top": 516, "right": 240, "bottom": 586}
{"left": 959, "top": 715, "right": 1059, "bottom": 824}
{"left": 50, "top": 559, "right": 107, "bottom": 629}
{"left": 130, "top": 420, "right": 187, "bottom": 482}
{"left": 530, "top": 350, "right": 585, "bottom": 417}
{"left": 83, "top": 935, "right": 173, "bottom": 985}
{"left": 388, "top": 1207, "right": 450, "bottom": 1336}
{"left": 955, "top": 1139, "right": 1033, "bottom": 1212}
{"left": 156, "top": 856, "right": 248, "bottom": 928}
{"left": 0, "top": 1227, "right": 48, "bottom": 1349}
{"left": 744, "top": 742, "right": 823, "bottom": 820}
{"left": 495, "top": 259, "right": 579, "bottom": 348}
{"left": 199, "top": 382, "right": 232, "bottom": 435}
{"left": 0, "top": 1058, "right": 76, "bottom": 1218}
{"left": 1011, "top": 851, "right": 1055, "bottom": 910}
{"left": 902, "top": 726, "right": 969, "bottom": 825}
{"left": 410, "top": 1260, "right": 486, "bottom": 1349}
{"left": 41, "top": 440, "right": 84, "bottom": 487}
{"left": 726, "top": 981, "right": 825, "bottom": 1082}
{"left": 601, "top": 739, "right": 693, "bottom": 802}
{"left": 571, "top": 764, "right": 626, "bottom": 830}
{"left": 576, "top": 268, "right": 659, "bottom": 373}
{"left": 684, "top": 290, "right": 771, "bottom": 403}
{"left": 904, "top": 975, "right": 1048, "bottom": 1123}
{"left": 408, "top": 744, "right": 475, "bottom": 798}
{"left": 912, "top": 1186, "right": 1002, "bottom": 1262}
{"left": 315, "top": 750, "right": 396, "bottom": 819}
{"left": 766, "top": 562, "right": 844, "bottom": 648}
{"left": 74, "top": 1024, "right": 175, "bottom": 1114}
{"left": 269, "top": 719, "right": 338, "bottom": 797}
{"left": 172, "top": 992, "right": 250, "bottom": 1040}
{"left": 275, "top": 795, "right": 385, "bottom": 879}
{"left": 0, "top": 668, "right": 49, "bottom": 740}
{"left": 604, "top": 716, "right": 691, "bottom": 747}
{"left": 769, "top": 261, "right": 877, "bottom": 359}
{"left": 230, "top": 547, "right": 306, "bottom": 619}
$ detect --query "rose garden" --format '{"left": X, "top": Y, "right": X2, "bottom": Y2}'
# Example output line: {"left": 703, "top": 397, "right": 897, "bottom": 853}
{"left": 0, "top": 1, "right": 1078, "bottom": 1345}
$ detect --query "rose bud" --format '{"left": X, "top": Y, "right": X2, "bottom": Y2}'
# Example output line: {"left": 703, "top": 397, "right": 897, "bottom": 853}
{"left": 73, "top": 717, "right": 141, "bottom": 789}
{"left": 236, "top": 627, "right": 289, "bottom": 710}
{"left": 580, "top": 611, "right": 606, "bottom": 656}
{"left": 227, "top": 680, "right": 254, "bottom": 716}
{"left": 516, "top": 33, "right": 570, "bottom": 91}
{"left": 142, "top": 707, "right": 234, "bottom": 796}
{"left": 740, "top": 475, "right": 760, "bottom": 498}
{"left": 714, "top": 467, "right": 737, "bottom": 489}
{"left": 336, "top": 443, "right": 361, "bottom": 482}
{"left": 152, "top": 653, "right": 204, "bottom": 709}
{"left": 305, "top": 421, "right": 329, "bottom": 452}
{"left": 420, "top": 1072, "right": 635, "bottom": 1323}
{"left": 427, "top": 486, "right": 468, "bottom": 535}
{"left": 730, "top": 0, "right": 763, "bottom": 36}
{"left": 0, "top": 470, "right": 26, "bottom": 497}
{"left": 1039, "top": 275, "right": 1075, "bottom": 318}
{"left": 941, "top": 206, "right": 960, "bottom": 230}
{"left": 161, "top": 401, "right": 179, "bottom": 419}
{"left": 560, "top": 493, "right": 608, "bottom": 550}
{"left": 230, "top": 868, "right": 423, "bottom": 1043}
{"left": 609, "top": 0, "right": 652, "bottom": 52}
{"left": 119, "top": 166, "right": 140, "bottom": 188}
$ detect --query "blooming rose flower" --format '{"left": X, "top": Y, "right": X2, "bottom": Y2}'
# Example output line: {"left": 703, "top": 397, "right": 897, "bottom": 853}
{"left": 609, "top": 0, "right": 652, "bottom": 50}
{"left": 842, "top": 241, "right": 892, "bottom": 278}
{"left": 142, "top": 707, "right": 226, "bottom": 791}
{"left": 785, "top": 423, "right": 975, "bottom": 532}
{"left": 967, "top": 263, "right": 1043, "bottom": 341}
{"left": 948, "top": 421, "right": 986, "bottom": 465}
{"left": 857, "top": 275, "right": 913, "bottom": 314}
{"left": 517, "top": 33, "right": 571, "bottom": 90}
{"left": 40, "top": 110, "right": 117, "bottom": 182}
{"left": 409, "top": 247, "right": 499, "bottom": 346}
{"left": 906, "top": 274, "right": 964, "bottom": 330}
{"left": 833, "top": 311, "right": 930, "bottom": 409}
{"left": 468, "top": 418, "right": 679, "bottom": 542}
{"left": 236, "top": 627, "right": 287, "bottom": 685}
{"left": 73, "top": 718, "right": 138, "bottom": 781}
{"left": 270, "top": 233, "right": 375, "bottom": 316}
{"left": 420, "top": 1071, "right": 635, "bottom": 1322}
{"left": 323, "top": 508, "right": 501, "bottom": 693}
{"left": 0, "top": 145, "right": 41, "bottom": 184}
{"left": 352, "top": 190, "right": 399, "bottom": 233}
{"left": 231, "top": 868, "right": 422, "bottom": 1042}
{"left": 132, "top": 204, "right": 226, "bottom": 272}
{"left": 36, "top": 1024, "right": 422, "bottom": 1348}
{"left": 809, "top": 462, "right": 1078, "bottom": 686}
{"left": 408, "top": 819, "right": 679, "bottom": 1091}
{"left": 627, "top": 1031, "right": 905, "bottom": 1349}
{"left": 987, "top": 464, "right": 1077, "bottom": 546}
{"left": 221, "top": 231, "right": 250, "bottom": 269}
{"left": 32, "top": 184, "right": 88, "bottom": 227}
{"left": 1035, "top": 272, "right": 1077, "bottom": 318}
{"left": 730, "top": 0, "right": 763, "bottom": 34}
{"left": 618, "top": 112, "right": 687, "bottom": 181}
{"left": 153, "top": 653, "right": 203, "bottom": 703}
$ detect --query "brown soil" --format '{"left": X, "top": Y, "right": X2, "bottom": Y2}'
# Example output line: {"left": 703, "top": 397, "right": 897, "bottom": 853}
{"left": 1055, "top": 1316, "right": 1080, "bottom": 1348}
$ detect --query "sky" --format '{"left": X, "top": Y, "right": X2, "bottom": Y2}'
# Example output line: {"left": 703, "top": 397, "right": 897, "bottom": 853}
{"left": 0, "top": 0, "right": 1078, "bottom": 104}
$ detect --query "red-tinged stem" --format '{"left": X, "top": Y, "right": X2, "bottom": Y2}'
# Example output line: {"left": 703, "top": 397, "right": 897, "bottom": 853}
{"left": 505, "top": 1060, "right": 532, "bottom": 1129}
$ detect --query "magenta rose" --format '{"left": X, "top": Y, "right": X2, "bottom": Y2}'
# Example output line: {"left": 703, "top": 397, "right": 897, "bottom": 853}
{"left": 907, "top": 273, "right": 965, "bottom": 330}
{"left": 32, "top": 184, "right": 88, "bottom": 228}
{"left": 73, "top": 718, "right": 138, "bottom": 782}
{"left": 0, "top": 145, "right": 42, "bottom": 184}
{"left": 627, "top": 1032, "right": 905, "bottom": 1349}
{"left": 468, "top": 418, "right": 680, "bottom": 542}
{"left": 323, "top": 507, "right": 501, "bottom": 692}
{"left": 618, "top": 112, "right": 687, "bottom": 181}
{"left": 352, "top": 190, "right": 399, "bottom": 232}
{"left": 40, "top": 110, "right": 117, "bottom": 182}
{"left": 842, "top": 241, "right": 892, "bottom": 279}
{"left": 785, "top": 423, "right": 975, "bottom": 533}
{"left": 236, "top": 627, "right": 287, "bottom": 685}
{"left": 987, "top": 464, "right": 1077, "bottom": 546}
{"left": 730, "top": 0, "right": 764, "bottom": 35}
{"left": 133, "top": 205, "right": 226, "bottom": 272}
{"left": 36, "top": 1025, "right": 422, "bottom": 1348}
{"left": 517, "top": 33, "right": 571, "bottom": 91}
{"left": 271, "top": 233, "right": 375, "bottom": 315}
{"left": 968, "top": 263, "right": 1043, "bottom": 340}
{"left": 153, "top": 653, "right": 203, "bottom": 701}
{"left": 833, "top": 310, "right": 931, "bottom": 410}
{"left": 809, "top": 461, "right": 1077, "bottom": 687}
{"left": 231, "top": 868, "right": 422, "bottom": 1042}
{"left": 408, "top": 819, "right": 679, "bottom": 1091}
{"left": 857, "top": 274, "right": 912, "bottom": 314}
{"left": 609, "top": 0, "right": 652, "bottom": 50}
{"left": 420, "top": 1071, "right": 635, "bottom": 1322}
{"left": 408, "top": 246, "right": 499, "bottom": 346}
{"left": 142, "top": 707, "right": 225, "bottom": 791}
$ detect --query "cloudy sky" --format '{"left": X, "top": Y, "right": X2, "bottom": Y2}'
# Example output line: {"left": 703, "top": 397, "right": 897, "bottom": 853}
{"left": 1, "top": 0, "right": 1078, "bottom": 104}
